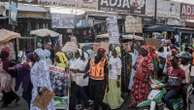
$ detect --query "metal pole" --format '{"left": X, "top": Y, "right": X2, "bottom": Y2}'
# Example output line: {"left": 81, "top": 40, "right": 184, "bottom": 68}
{"left": 154, "top": 0, "right": 157, "bottom": 24}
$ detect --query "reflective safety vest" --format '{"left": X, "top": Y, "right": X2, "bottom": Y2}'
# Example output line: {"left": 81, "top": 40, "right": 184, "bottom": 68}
{"left": 89, "top": 58, "right": 106, "bottom": 80}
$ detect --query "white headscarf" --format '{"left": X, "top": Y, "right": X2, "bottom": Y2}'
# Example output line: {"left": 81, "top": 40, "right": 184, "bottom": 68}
{"left": 34, "top": 48, "right": 46, "bottom": 60}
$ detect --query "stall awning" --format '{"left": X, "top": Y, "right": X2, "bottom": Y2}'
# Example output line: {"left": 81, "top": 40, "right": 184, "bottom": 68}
{"left": 0, "top": 29, "right": 21, "bottom": 43}
{"left": 144, "top": 25, "right": 176, "bottom": 32}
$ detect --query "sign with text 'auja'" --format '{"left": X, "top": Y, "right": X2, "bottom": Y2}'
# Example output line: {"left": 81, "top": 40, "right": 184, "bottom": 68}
{"left": 98, "top": 0, "right": 145, "bottom": 15}
{"left": 181, "top": 4, "right": 194, "bottom": 20}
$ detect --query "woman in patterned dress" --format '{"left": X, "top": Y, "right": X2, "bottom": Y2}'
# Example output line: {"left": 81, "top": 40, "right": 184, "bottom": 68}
{"left": 128, "top": 47, "right": 153, "bottom": 107}
{"left": 30, "top": 48, "right": 55, "bottom": 110}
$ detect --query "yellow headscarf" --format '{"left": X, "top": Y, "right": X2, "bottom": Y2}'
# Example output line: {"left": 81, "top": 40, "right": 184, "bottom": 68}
{"left": 56, "top": 52, "right": 68, "bottom": 68}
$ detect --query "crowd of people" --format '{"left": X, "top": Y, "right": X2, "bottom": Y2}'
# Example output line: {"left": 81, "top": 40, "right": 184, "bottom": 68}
{"left": 0, "top": 39, "right": 194, "bottom": 110}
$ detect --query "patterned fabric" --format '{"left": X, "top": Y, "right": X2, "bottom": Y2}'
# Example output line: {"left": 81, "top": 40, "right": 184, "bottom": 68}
{"left": 30, "top": 59, "right": 55, "bottom": 110}
{"left": 50, "top": 69, "right": 70, "bottom": 96}
{"left": 34, "top": 48, "right": 46, "bottom": 60}
{"left": 131, "top": 56, "right": 153, "bottom": 104}
{"left": 132, "top": 79, "right": 150, "bottom": 103}
{"left": 121, "top": 52, "right": 132, "bottom": 92}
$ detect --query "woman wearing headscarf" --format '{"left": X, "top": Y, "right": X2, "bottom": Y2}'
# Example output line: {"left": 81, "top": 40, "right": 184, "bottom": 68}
{"left": 55, "top": 51, "right": 68, "bottom": 69}
{"left": 128, "top": 47, "right": 154, "bottom": 107}
{"left": 30, "top": 48, "right": 55, "bottom": 110}
{"left": 103, "top": 48, "right": 124, "bottom": 109}
{"left": 44, "top": 49, "right": 52, "bottom": 65}
{"left": 0, "top": 47, "right": 19, "bottom": 108}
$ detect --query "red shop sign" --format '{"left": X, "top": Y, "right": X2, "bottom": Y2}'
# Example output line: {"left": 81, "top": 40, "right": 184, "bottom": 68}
{"left": 181, "top": 4, "right": 194, "bottom": 20}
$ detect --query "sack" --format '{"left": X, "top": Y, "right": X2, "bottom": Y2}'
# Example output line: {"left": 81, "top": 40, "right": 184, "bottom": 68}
{"left": 33, "top": 88, "right": 55, "bottom": 110}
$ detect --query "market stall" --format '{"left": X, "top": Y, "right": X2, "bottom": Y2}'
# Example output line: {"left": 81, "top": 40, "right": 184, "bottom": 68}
{"left": 0, "top": 29, "right": 21, "bottom": 60}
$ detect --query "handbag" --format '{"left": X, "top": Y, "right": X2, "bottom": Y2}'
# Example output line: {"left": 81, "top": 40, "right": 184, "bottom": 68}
{"left": 33, "top": 87, "right": 55, "bottom": 110}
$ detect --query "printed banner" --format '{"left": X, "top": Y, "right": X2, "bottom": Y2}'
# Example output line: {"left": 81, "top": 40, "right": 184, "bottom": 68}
{"left": 181, "top": 3, "right": 194, "bottom": 20}
{"left": 98, "top": 0, "right": 146, "bottom": 15}
{"left": 106, "top": 16, "right": 120, "bottom": 44}
{"left": 24, "top": 0, "right": 98, "bottom": 9}
{"left": 125, "top": 16, "right": 143, "bottom": 33}
{"left": 49, "top": 66, "right": 70, "bottom": 110}
{"left": 146, "top": 0, "right": 180, "bottom": 18}
{"left": 51, "top": 13, "right": 75, "bottom": 29}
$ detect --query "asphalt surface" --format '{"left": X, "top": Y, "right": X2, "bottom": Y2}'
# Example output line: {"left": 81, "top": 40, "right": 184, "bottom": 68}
{"left": 1, "top": 95, "right": 194, "bottom": 110}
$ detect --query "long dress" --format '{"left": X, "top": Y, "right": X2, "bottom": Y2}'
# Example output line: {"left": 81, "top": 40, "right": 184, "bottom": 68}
{"left": 131, "top": 56, "right": 153, "bottom": 104}
{"left": 103, "top": 56, "right": 124, "bottom": 109}
{"left": 30, "top": 60, "right": 55, "bottom": 110}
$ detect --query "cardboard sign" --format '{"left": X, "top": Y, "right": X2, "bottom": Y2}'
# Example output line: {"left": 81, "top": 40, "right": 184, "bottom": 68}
{"left": 181, "top": 3, "right": 194, "bottom": 20}
{"left": 49, "top": 66, "right": 70, "bottom": 110}
{"left": 145, "top": 38, "right": 161, "bottom": 49}
{"left": 125, "top": 16, "right": 143, "bottom": 33}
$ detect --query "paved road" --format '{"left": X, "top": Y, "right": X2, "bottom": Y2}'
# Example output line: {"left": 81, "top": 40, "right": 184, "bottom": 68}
{"left": 1, "top": 96, "right": 194, "bottom": 110}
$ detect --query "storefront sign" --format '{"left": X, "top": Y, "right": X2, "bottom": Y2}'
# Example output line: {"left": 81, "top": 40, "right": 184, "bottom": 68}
{"left": 51, "top": 13, "right": 75, "bottom": 29}
{"left": 181, "top": 4, "right": 194, "bottom": 20}
{"left": 125, "top": 16, "right": 142, "bottom": 33}
{"left": 146, "top": 0, "right": 180, "bottom": 18}
{"left": 28, "top": 0, "right": 98, "bottom": 9}
{"left": 98, "top": 0, "right": 145, "bottom": 14}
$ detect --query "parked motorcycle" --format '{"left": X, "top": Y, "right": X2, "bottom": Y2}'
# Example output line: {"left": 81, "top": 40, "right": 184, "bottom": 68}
{"left": 137, "top": 79, "right": 166, "bottom": 110}
{"left": 137, "top": 78, "right": 193, "bottom": 110}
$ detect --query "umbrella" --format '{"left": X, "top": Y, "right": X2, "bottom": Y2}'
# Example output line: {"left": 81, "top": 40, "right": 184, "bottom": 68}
{"left": 0, "top": 29, "right": 21, "bottom": 43}
{"left": 122, "top": 34, "right": 144, "bottom": 41}
{"left": 30, "top": 28, "right": 59, "bottom": 37}
{"left": 62, "top": 42, "right": 78, "bottom": 52}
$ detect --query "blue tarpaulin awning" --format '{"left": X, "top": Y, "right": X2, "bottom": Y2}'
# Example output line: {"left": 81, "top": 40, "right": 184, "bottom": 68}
{"left": 144, "top": 25, "right": 176, "bottom": 32}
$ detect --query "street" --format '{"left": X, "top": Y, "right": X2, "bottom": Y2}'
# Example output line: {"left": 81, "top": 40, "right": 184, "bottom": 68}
{"left": 1, "top": 95, "right": 194, "bottom": 110}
